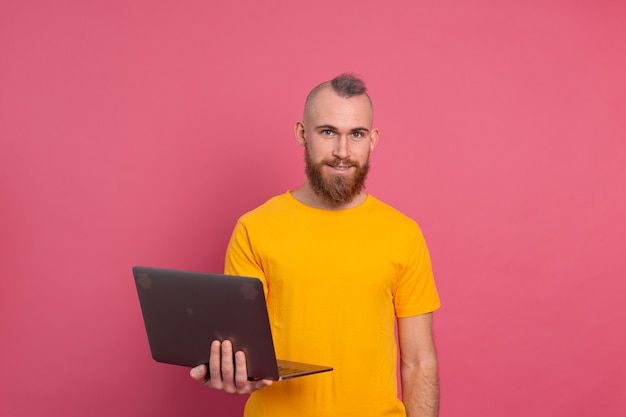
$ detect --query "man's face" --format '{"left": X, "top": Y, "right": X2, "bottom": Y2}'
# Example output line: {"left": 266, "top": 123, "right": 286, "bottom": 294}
{"left": 304, "top": 142, "right": 370, "bottom": 207}
{"left": 297, "top": 87, "right": 379, "bottom": 207}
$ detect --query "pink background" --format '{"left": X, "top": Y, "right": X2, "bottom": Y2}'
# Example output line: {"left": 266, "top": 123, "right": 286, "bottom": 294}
{"left": 1, "top": 1, "right": 625, "bottom": 416}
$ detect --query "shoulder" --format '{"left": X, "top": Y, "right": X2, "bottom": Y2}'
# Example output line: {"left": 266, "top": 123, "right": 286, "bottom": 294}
{"left": 238, "top": 192, "right": 293, "bottom": 223}
{"left": 364, "top": 196, "right": 431, "bottom": 247}
{"left": 366, "top": 195, "right": 420, "bottom": 228}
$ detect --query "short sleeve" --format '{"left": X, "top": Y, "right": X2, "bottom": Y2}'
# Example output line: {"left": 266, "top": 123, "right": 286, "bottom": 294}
{"left": 393, "top": 225, "right": 441, "bottom": 317}
{"left": 224, "top": 219, "right": 268, "bottom": 294}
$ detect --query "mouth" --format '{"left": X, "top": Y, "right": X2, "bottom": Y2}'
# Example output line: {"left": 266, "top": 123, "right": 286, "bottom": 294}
{"left": 327, "top": 164, "right": 354, "bottom": 173}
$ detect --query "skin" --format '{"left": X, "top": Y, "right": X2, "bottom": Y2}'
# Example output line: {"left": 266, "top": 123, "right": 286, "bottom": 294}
{"left": 398, "top": 314, "right": 440, "bottom": 417}
{"left": 292, "top": 86, "right": 379, "bottom": 209}
{"left": 189, "top": 340, "right": 272, "bottom": 394}
{"left": 190, "top": 86, "right": 439, "bottom": 416}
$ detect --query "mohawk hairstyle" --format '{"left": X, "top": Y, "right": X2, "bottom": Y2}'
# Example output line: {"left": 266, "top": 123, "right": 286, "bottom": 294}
{"left": 304, "top": 73, "right": 371, "bottom": 117}
{"left": 330, "top": 73, "right": 367, "bottom": 97}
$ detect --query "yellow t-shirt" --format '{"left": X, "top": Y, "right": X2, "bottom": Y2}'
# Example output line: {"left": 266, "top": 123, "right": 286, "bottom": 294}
{"left": 224, "top": 192, "right": 441, "bottom": 417}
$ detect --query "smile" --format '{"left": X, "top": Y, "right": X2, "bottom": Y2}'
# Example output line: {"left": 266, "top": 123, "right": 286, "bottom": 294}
{"left": 328, "top": 165, "right": 353, "bottom": 172}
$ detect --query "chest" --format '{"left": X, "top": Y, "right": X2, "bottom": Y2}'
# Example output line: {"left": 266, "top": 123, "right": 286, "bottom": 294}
{"left": 252, "top": 217, "right": 409, "bottom": 304}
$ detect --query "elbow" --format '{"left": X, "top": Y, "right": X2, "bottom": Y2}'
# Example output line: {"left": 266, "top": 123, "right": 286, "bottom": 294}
{"left": 401, "top": 355, "right": 438, "bottom": 374}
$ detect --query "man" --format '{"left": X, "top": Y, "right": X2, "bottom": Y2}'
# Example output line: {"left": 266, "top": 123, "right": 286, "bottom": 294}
{"left": 190, "top": 73, "right": 441, "bottom": 417}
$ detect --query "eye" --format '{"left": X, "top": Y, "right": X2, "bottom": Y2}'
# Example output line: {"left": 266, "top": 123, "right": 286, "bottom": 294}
{"left": 352, "top": 131, "right": 364, "bottom": 139}
{"left": 321, "top": 129, "right": 334, "bottom": 136}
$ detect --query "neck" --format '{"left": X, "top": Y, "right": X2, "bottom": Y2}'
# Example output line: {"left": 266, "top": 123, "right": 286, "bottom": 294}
{"left": 291, "top": 182, "right": 368, "bottom": 210}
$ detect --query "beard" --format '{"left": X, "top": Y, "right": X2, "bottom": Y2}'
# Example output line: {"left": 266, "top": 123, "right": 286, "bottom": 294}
{"left": 304, "top": 145, "right": 370, "bottom": 207}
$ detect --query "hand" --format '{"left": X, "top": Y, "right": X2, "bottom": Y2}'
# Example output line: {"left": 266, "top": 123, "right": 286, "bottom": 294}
{"left": 189, "top": 340, "right": 273, "bottom": 394}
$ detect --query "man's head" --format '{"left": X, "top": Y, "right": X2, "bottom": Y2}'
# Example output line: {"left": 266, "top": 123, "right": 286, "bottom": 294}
{"left": 303, "top": 73, "right": 372, "bottom": 120}
{"left": 295, "top": 73, "right": 379, "bottom": 208}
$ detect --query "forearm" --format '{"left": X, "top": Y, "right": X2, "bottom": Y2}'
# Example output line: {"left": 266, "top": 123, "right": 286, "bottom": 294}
{"left": 401, "top": 358, "right": 439, "bottom": 417}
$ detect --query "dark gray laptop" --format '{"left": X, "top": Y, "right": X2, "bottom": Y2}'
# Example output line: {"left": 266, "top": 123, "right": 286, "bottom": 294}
{"left": 133, "top": 266, "right": 333, "bottom": 380}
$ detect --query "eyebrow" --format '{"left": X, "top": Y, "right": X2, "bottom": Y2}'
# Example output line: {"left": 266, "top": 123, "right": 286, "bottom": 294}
{"left": 315, "top": 124, "right": 370, "bottom": 133}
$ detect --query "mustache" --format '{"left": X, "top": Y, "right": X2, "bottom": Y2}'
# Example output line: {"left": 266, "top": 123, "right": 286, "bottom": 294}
{"left": 324, "top": 157, "right": 359, "bottom": 168}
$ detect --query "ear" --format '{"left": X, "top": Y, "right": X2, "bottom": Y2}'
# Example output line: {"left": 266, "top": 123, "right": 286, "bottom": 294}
{"left": 294, "top": 121, "right": 306, "bottom": 146}
{"left": 369, "top": 128, "right": 380, "bottom": 152}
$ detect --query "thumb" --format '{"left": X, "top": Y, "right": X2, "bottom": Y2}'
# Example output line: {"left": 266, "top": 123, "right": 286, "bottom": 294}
{"left": 190, "top": 364, "right": 208, "bottom": 382}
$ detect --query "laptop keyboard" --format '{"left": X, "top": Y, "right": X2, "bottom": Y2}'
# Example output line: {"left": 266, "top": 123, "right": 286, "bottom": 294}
{"left": 278, "top": 365, "right": 303, "bottom": 376}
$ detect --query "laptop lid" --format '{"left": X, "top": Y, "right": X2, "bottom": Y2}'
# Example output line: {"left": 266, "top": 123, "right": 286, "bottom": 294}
{"left": 132, "top": 266, "right": 332, "bottom": 381}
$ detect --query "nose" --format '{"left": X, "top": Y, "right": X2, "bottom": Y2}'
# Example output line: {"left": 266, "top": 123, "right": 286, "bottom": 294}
{"left": 332, "top": 135, "right": 350, "bottom": 160}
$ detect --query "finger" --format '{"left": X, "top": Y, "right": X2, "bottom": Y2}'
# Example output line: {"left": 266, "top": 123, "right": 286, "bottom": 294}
{"left": 234, "top": 350, "right": 248, "bottom": 388}
{"left": 208, "top": 340, "right": 223, "bottom": 389}
{"left": 220, "top": 340, "right": 236, "bottom": 393}
{"left": 190, "top": 364, "right": 208, "bottom": 382}
{"left": 253, "top": 378, "right": 274, "bottom": 391}
{"left": 233, "top": 351, "right": 272, "bottom": 394}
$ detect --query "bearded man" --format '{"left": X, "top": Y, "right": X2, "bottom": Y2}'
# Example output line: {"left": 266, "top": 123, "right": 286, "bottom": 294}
{"left": 191, "top": 73, "right": 441, "bottom": 417}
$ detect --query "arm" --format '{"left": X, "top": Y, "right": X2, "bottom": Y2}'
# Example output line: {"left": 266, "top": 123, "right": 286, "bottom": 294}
{"left": 397, "top": 313, "right": 439, "bottom": 417}
{"left": 190, "top": 340, "right": 272, "bottom": 394}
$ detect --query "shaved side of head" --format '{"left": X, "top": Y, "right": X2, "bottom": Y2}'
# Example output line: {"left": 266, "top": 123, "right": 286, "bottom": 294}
{"left": 303, "top": 73, "right": 372, "bottom": 121}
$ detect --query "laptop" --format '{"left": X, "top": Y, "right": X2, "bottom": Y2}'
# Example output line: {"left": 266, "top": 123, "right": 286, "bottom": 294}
{"left": 132, "top": 266, "right": 333, "bottom": 381}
